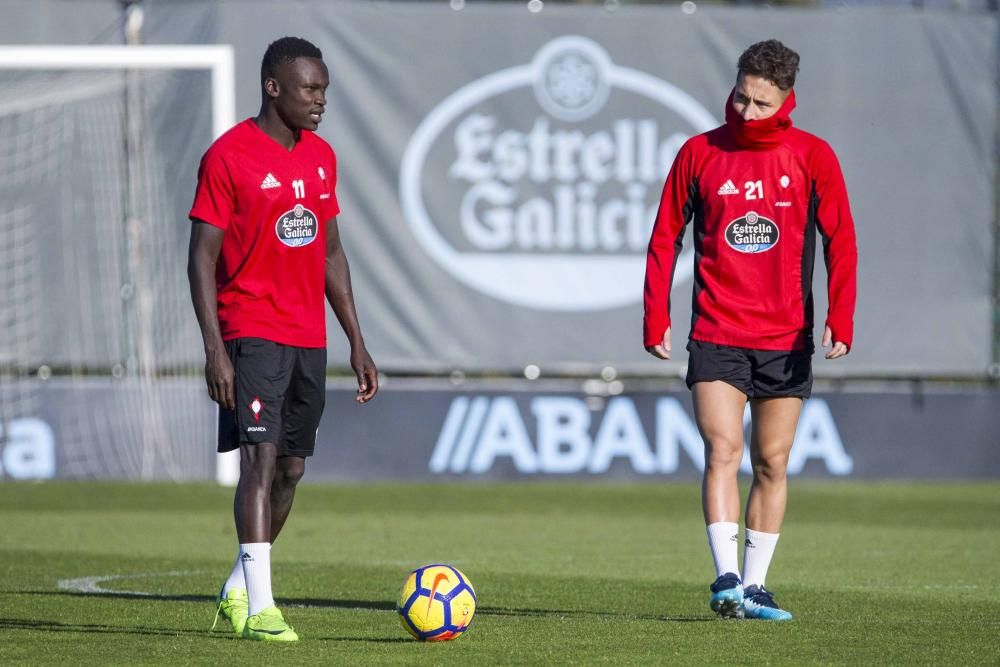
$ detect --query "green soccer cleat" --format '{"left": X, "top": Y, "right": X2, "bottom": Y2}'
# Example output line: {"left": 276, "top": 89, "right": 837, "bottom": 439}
{"left": 242, "top": 606, "right": 299, "bottom": 642}
{"left": 211, "top": 587, "right": 249, "bottom": 635}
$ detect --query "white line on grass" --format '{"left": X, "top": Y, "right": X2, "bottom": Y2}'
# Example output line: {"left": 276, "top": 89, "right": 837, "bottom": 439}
{"left": 58, "top": 571, "right": 200, "bottom": 596}
{"left": 56, "top": 571, "right": 390, "bottom": 612}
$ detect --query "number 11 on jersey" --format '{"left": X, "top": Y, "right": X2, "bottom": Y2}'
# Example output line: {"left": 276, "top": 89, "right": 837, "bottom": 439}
{"left": 292, "top": 179, "right": 305, "bottom": 198}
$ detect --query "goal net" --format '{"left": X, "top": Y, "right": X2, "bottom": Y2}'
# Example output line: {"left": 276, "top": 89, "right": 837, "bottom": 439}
{"left": 0, "top": 46, "right": 236, "bottom": 482}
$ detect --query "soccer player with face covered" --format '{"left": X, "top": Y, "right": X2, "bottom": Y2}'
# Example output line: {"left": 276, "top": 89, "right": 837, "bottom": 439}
{"left": 644, "top": 40, "right": 857, "bottom": 621}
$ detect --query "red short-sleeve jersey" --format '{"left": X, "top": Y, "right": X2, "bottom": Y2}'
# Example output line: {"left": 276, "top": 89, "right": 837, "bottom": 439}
{"left": 189, "top": 119, "right": 341, "bottom": 348}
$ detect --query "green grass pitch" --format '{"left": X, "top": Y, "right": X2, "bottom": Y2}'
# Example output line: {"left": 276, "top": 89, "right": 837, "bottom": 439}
{"left": 1, "top": 481, "right": 997, "bottom": 664}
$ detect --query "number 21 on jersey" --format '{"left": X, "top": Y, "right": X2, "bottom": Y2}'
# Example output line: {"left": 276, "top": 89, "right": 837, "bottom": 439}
{"left": 744, "top": 180, "right": 763, "bottom": 200}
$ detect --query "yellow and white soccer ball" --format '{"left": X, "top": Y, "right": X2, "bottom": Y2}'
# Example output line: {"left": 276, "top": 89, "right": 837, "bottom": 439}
{"left": 396, "top": 564, "right": 476, "bottom": 641}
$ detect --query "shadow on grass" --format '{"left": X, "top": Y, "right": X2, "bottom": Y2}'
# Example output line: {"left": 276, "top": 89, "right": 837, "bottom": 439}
{"left": 0, "top": 617, "right": 233, "bottom": 639}
{"left": 20, "top": 590, "right": 715, "bottom": 624}
{"left": 317, "top": 636, "right": 417, "bottom": 643}
{"left": 477, "top": 606, "right": 710, "bottom": 623}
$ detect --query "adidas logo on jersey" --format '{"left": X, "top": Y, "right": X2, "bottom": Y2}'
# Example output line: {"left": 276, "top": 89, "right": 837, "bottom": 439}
{"left": 718, "top": 179, "right": 739, "bottom": 195}
{"left": 260, "top": 173, "right": 281, "bottom": 189}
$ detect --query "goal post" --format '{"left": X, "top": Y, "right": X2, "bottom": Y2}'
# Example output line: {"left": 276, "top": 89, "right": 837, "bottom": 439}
{"left": 0, "top": 45, "right": 235, "bottom": 141}
{"left": 0, "top": 45, "right": 239, "bottom": 485}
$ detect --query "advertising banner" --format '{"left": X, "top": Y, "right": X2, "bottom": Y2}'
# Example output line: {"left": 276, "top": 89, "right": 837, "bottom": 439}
{"left": 307, "top": 382, "right": 1000, "bottom": 481}
{"left": 2, "top": 378, "right": 996, "bottom": 482}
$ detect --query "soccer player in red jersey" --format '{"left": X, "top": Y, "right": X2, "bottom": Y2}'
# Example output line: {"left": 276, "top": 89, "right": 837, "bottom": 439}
{"left": 644, "top": 40, "right": 857, "bottom": 621}
{"left": 188, "top": 37, "right": 378, "bottom": 641}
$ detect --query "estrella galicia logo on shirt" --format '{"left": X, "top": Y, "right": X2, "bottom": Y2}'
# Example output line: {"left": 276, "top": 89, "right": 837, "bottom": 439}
{"left": 275, "top": 204, "right": 318, "bottom": 247}
{"left": 724, "top": 211, "right": 779, "bottom": 254}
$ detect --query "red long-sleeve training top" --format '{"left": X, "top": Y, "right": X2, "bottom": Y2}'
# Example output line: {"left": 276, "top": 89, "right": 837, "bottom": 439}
{"left": 643, "top": 90, "right": 857, "bottom": 352}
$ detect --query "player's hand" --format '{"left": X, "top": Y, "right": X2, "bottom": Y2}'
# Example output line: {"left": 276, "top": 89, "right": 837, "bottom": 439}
{"left": 823, "top": 325, "right": 849, "bottom": 360}
{"left": 351, "top": 345, "right": 379, "bottom": 403}
{"left": 645, "top": 327, "right": 671, "bottom": 360}
{"left": 205, "top": 348, "right": 235, "bottom": 410}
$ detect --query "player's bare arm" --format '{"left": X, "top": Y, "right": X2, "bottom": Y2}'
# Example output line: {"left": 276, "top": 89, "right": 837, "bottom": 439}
{"left": 325, "top": 216, "right": 378, "bottom": 403}
{"left": 187, "top": 220, "right": 235, "bottom": 410}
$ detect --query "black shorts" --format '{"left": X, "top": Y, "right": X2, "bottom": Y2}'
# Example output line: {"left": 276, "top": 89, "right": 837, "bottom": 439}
{"left": 218, "top": 337, "right": 327, "bottom": 457}
{"left": 685, "top": 340, "right": 813, "bottom": 399}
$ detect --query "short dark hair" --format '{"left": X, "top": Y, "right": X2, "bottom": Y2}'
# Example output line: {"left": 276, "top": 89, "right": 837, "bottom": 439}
{"left": 737, "top": 40, "right": 800, "bottom": 91}
{"left": 261, "top": 37, "right": 323, "bottom": 86}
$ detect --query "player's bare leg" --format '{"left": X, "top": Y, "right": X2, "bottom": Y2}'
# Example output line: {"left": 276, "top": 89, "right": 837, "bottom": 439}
{"left": 741, "top": 396, "right": 802, "bottom": 621}
{"left": 693, "top": 381, "right": 747, "bottom": 525}
{"left": 745, "top": 397, "right": 801, "bottom": 533}
{"left": 230, "top": 441, "right": 298, "bottom": 639}
{"left": 214, "top": 442, "right": 279, "bottom": 635}
{"left": 692, "top": 380, "right": 748, "bottom": 617}
{"left": 269, "top": 455, "right": 305, "bottom": 543}
{"left": 235, "top": 442, "right": 278, "bottom": 543}
{"left": 227, "top": 441, "right": 298, "bottom": 639}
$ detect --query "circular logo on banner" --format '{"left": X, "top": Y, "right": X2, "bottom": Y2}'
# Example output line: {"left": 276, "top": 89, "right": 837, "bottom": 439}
{"left": 724, "top": 211, "right": 779, "bottom": 253}
{"left": 399, "top": 35, "right": 718, "bottom": 311}
{"left": 275, "top": 205, "right": 318, "bottom": 247}
{"left": 533, "top": 36, "right": 612, "bottom": 122}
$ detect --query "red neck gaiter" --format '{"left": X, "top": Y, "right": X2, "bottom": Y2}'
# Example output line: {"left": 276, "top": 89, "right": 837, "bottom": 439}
{"left": 724, "top": 88, "right": 796, "bottom": 150}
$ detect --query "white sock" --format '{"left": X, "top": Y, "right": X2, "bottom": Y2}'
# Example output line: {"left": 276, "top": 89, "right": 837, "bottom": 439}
{"left": 706, "top": 522, "right": 741, "bottom": 578}
{"left": 222, "top": 549, "right": 246, "bottom": 595}
{"left": 742, "top": 528, "right": 780, "bottom": 589}
{"left": 240, "top": 542, "right": 275, "bottom": 616}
